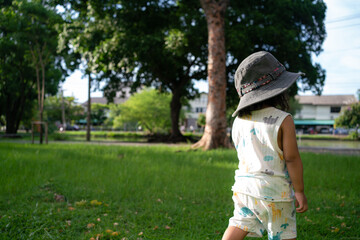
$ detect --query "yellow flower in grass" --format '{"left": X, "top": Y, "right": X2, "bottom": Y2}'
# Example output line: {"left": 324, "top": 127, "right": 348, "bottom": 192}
{"left": 112, "top": 231, "right": 119, "bottom": 236}
{"left": 75, "top": 200, "right": 87, "bottom": 206}
{"left": 105, "top": 229, "right": 113, "bottom": 234}
{"left": 90, "top": 200, "right": 102, "bottom": 206}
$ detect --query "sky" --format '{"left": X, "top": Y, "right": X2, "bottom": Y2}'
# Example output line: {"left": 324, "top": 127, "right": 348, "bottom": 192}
{"left": 62, "top": 0, "right": 360, "bottom": 103}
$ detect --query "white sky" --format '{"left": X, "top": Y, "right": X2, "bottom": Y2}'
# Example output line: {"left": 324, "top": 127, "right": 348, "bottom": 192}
{"left": 62, "top": 0, "right": 360, "bottom": 103}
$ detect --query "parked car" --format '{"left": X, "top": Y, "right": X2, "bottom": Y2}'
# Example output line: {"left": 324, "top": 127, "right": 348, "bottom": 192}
{"left": 305, "top": 127, "right": 315, "bottom": 134}
{"left": 334, "top": 128, "right": 349, "bottom": 135}
{"left": 59, "top": 125, "right": 80, "bottom": 131}
{"left": 349, "top": 128, "right": 360, "bottom": 134}
{"left": 319, "top": 128, "right": 331, "bottom": 134}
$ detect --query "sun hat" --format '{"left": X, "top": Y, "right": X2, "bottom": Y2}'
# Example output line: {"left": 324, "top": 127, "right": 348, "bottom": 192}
{"left": 232, "top": 51, "right": 304, "bottom": 117}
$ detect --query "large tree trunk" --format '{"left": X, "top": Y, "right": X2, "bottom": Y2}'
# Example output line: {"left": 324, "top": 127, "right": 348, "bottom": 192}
{"left": 169, "top": 88, "right": 186, "bottom": 142}
{"left": 192, "top": 0, "right": 231, "bottom": 150}
{"left": 5, "top": 108, "right": 18, "bottom": 134}
{"left": 5, "top": 77, "right": 27, "bottom": 135}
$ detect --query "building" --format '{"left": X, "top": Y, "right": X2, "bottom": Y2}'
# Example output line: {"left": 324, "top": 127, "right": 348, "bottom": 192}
{"left": 184, "top": 92, "right": 208, "bottom": 131}
{"left": 81, "top": 89, "right": 131, "bottom": 108}
{"left": 183, "top": 93, "right": 358, "bottom": 133}
{"left": 294, "top": 95, "right": 358, "bottom": 133}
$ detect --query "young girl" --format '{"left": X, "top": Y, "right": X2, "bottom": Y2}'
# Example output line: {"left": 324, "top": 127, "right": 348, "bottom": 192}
{"left": 222, "top": 51, "right": 308, "bottom": 240}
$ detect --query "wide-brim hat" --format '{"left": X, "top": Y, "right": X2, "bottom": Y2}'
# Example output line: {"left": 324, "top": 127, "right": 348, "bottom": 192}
{"left": 232, "top": 51, "right": 303, "bottom": 117}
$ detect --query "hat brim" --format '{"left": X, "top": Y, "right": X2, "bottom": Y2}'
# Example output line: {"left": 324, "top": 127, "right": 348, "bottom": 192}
{"left": 231, "top": 71, "right": 302, "bottom": 117}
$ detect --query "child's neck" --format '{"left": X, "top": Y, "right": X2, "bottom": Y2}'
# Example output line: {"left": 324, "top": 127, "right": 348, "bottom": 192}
{"left": 260, "top": 103, "right": 272, "bottom": 109}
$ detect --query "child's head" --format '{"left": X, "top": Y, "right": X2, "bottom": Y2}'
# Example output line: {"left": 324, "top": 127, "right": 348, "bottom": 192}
{"left": 232, "top": 51, "right": 303, "bottom": 117}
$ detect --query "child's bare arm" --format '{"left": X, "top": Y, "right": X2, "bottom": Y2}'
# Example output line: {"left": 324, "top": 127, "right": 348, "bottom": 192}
{"left": 281, "top": 115, "right": 308, "bottom": 213}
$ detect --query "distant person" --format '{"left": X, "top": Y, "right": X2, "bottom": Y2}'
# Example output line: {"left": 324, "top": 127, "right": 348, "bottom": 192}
{"left": 222, "top": 51, "right": 308, "bottom": 240}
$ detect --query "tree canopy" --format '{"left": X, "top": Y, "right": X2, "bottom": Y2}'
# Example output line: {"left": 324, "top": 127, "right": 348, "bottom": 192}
{"left": 113, "top": 89, "right": 172, "bottom": 134}
{"left": 225, "top": 0, "right": 327, "bottom": 108}
{"left": 0, "top": 0, "right": 65, "bottom": 135}
{"left": 335, "top": 102, "right": 360, "bottom": 139}
{"left": 57, "top": 0, "right": 326, "bottom": 144}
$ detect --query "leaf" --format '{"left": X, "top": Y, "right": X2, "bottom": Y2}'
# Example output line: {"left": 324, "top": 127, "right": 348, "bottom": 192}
{"left": 165, "top": 225, "right": 171, "bottom": 229}
{"left": 87, "top": 223, "right": 95, "bottom": 228}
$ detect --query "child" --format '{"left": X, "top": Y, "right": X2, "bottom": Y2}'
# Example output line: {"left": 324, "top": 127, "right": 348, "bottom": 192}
{"left": 222, "top": 51, "right": 308, "bottom": 240}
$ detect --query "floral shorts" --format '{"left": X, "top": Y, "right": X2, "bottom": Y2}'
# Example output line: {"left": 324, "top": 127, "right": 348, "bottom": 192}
{"left": 228, "top": 192, "right": 297, "bottom": 240}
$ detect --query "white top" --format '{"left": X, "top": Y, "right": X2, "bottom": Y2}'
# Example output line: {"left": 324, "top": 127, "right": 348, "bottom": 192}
{"left": 231, "top": 107, "right": 294, "bottom": 202}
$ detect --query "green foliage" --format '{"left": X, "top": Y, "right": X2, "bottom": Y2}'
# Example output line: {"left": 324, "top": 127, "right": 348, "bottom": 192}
{"left": 113, "top": 89, "right": 172, "bottom": 134}
{"left": 105, "top": 103, "right": 121, "bottom": 127}
{"left": 44, "top": 94, "right": 84, "bottom": 124}
{"left": 57, "top": 0, "right": 207, "bottom": 138}
{"left": 288, "top": 96, "right": 302, "bottom": 116}
{"left": 225, "top": 0, "right": 327, "bottom": 108}
{"left": 335, "top": 102, "right": 360, "bottom": 139}
{"left": 164, "top": 29, "right": 188, "bottom": 55}
{"left": 197, "top": 114, "right": 206, "bottom": 128}
{"left": 52, "top": 132, "right": 70, "bottom": 141}
{"left": 90, "top": 103, "right": 109, "bottom": 126}
{"left": 56, "top": 0, "right": 327, "bottom": 140}
{"left": 0, "top": 0, "right": 65, "bottom": 134}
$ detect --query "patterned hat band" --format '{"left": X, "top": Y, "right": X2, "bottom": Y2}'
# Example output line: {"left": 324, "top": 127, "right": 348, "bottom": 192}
{"left": 238, "top": 64, "right": 286, "bottom": 97}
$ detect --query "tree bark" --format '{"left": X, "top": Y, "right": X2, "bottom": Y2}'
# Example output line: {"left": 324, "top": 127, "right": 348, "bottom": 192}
{"left": 192, "top": 0, "right": 231, "bottom": 149}
{"left": 169, "top": 88, "right": 186, "bottom": 142}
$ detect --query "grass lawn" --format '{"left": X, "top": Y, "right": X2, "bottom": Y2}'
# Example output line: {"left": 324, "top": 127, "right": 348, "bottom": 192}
{"left": 0, "top": 143, "right": 359, "bottom": 239}
{"left": 0, "top": 131, "right": 202, "bottom": 143}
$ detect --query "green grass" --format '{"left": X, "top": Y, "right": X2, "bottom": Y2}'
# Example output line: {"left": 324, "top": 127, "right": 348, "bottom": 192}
{"left": 0, "top": 131, "right": 202, "bottom": 143}
{"left": 0, "top": 143, "right": 359, "bottom": 239}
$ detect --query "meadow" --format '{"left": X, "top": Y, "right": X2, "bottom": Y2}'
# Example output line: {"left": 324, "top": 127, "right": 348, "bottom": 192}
{"left": 0, "top": 142, "right": 359, "bottom": 239}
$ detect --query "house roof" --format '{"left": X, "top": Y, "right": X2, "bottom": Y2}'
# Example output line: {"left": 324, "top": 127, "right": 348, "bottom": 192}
{"left": 294, "top": 119, "right": 334, "bottom": 126}
{"left": 81, "top": 97, "right": 127, "bottom": 107}
{"left": 295, "top": 95, "right": 357, "bottom": 106}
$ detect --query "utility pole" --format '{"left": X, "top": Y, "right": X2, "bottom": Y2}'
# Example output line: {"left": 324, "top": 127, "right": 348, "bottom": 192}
{"left": 86, "top": 74, "right": 91, "bottom": 141}
{"left": 61, "top": 89, "right": 66, "bottom": 130}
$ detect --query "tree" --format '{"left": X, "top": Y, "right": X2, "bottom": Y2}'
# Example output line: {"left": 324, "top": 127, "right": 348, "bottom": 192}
{"left": 20, "top": 1, "right": 63, "bottom": 143}
{"left": 58, "top": 1, "right": 117, "bottom": 141}
{"left": 91, "top": 103, "right": 109, "bottom": 126}
{"left": 56, "top": 0, "right": 327, "bottom": 148}
{"left": 44, "top": 95, "right": 84, "bottom": 126}
{"left": 335, "top": 102, "right": 360, "bottom": 139}
{"left": 197, "top": 114, "right": 206, "bottom": 130}
{"left": 58, "top": 0, "right": 208, "bottom": 142}
{"left": 105, "top": 103, "right": 121, "bottom": 128}
{"left": 225, "top": 0, "right": 327, "bottom": 108}
{"left": 0, "top": 1, "right": 64, "bottom": 136}
{"left": 192, "top": 0, "right": 231, "bottom": 149}
{"left": 195, "top": 0, "right": 326, "bottom": 149}
{"left": 113, "top": 89, "right": 172, "bottom": 134}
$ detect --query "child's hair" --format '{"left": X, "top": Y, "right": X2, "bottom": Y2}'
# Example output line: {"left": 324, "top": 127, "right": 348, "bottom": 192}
{"left": 237, "top": 91, "right": 290, "bottom": 117}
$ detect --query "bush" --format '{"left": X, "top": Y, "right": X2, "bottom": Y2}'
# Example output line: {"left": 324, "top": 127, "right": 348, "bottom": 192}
{"left": 52, "top": 132, "right": 70, "bottom": 141}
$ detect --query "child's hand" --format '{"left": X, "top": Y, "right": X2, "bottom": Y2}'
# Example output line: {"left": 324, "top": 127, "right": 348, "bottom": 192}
{"left": 294, "top": 192, "right": 308, "bottom": 213}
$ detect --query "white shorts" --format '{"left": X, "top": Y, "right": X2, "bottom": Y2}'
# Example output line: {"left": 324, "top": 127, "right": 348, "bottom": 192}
{"left": 228, "top": 192, "right": 297, "bottom": 239}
